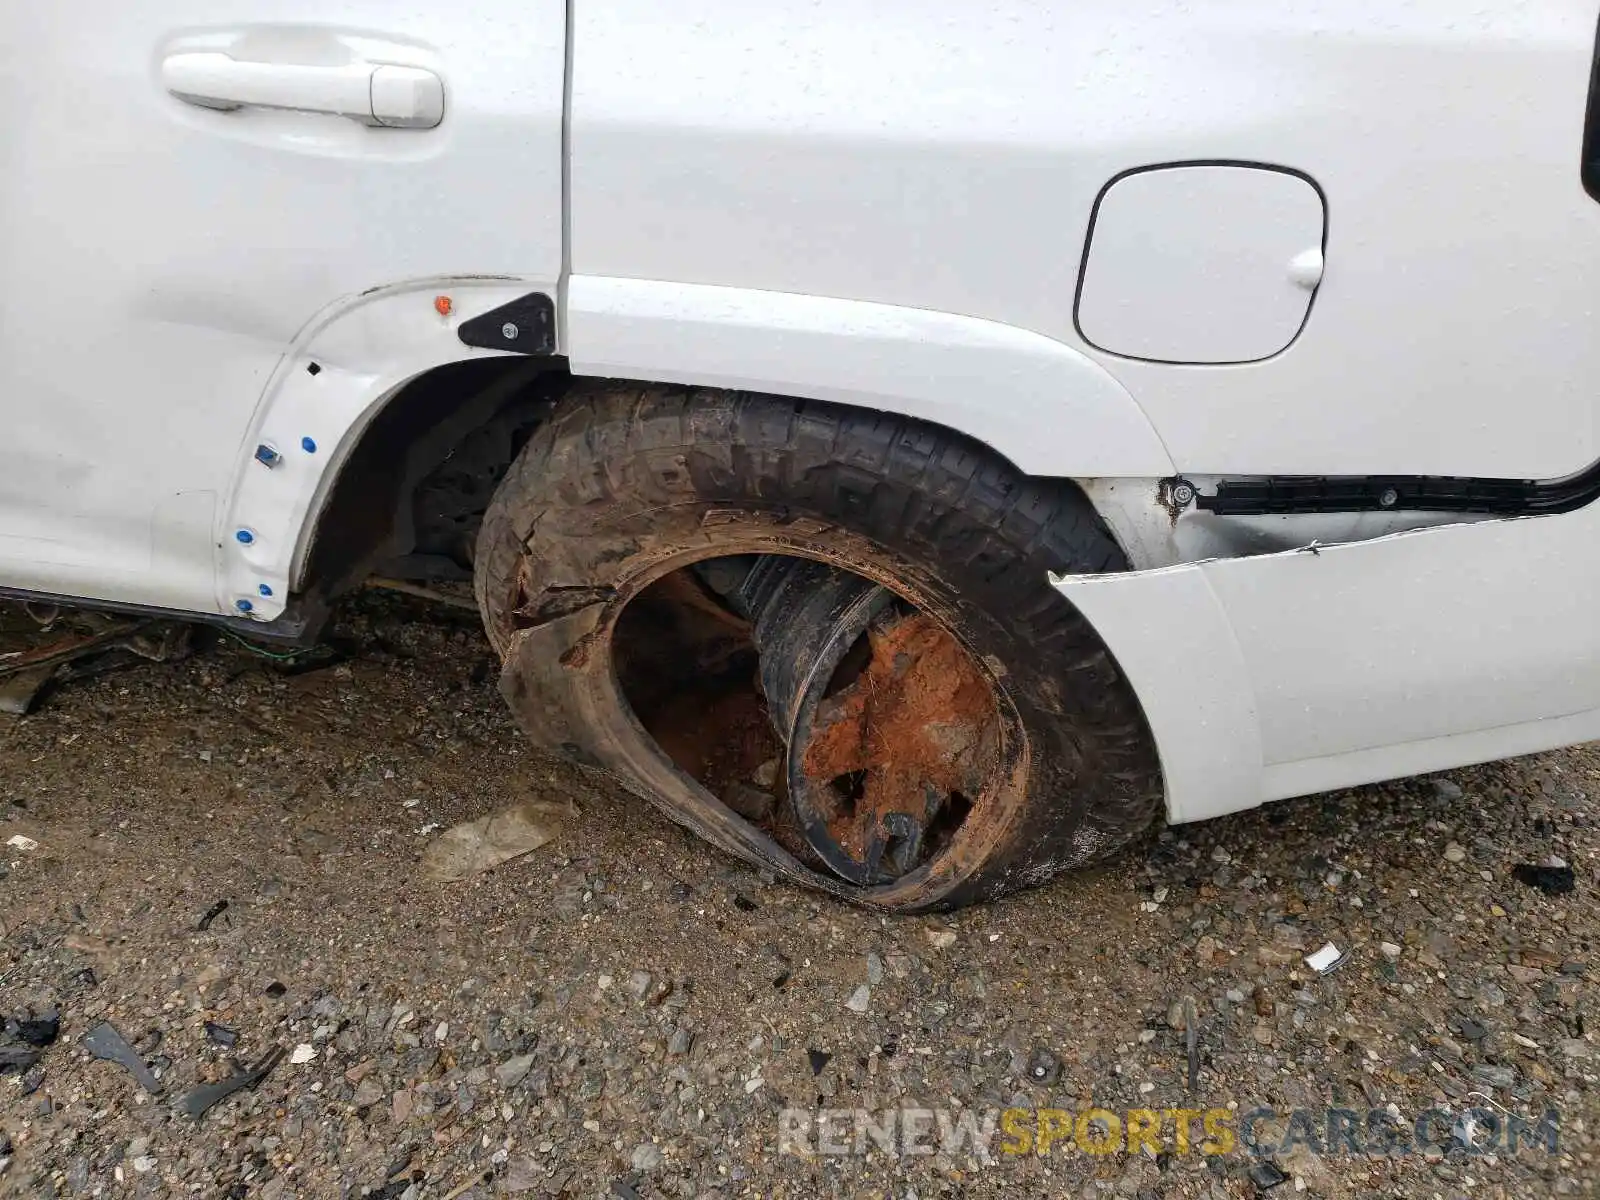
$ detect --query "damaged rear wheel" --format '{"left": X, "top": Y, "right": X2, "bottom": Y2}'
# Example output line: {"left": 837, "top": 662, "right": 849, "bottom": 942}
{"left": 475, "top": 386, "right": 1161, "bottom": 910}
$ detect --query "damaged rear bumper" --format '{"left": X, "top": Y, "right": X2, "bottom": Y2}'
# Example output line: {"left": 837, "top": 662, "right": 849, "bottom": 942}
{"left": 1053, "top": 502, "right": 1600, "bottom": 823}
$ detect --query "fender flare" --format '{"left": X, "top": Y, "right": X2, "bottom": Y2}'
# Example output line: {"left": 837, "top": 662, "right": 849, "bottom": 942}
{"left": 216, "top": 277, "right": 553, "bottom": 621}
{"left": 564, "top": 276, "right": 1175, "bottom": 480}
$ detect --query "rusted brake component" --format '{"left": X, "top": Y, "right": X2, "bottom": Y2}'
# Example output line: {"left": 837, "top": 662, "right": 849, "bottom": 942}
{"left": 729, "top": 556, "right": 1001, "bottom": 886}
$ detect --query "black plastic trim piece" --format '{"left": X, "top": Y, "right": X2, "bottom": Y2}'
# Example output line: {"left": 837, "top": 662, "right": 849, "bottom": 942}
{"left": 1199, "top": 458, "right": 1600, "bottom": 517}
{"left": 1582, "top": 10, "right": 1600, "bottom": 203}
{"left": 457, "top": 292, "right": 557, "bottom": 355}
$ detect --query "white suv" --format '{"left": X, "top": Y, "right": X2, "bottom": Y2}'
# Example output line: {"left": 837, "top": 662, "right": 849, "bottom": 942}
{"left": 5, "top": 2, "right": 1599, "bottom": 908}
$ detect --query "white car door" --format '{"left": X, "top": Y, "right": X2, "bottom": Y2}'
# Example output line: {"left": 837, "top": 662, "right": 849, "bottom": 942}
{"left": 0, "top": 3, "right": 565, "bottom": 614}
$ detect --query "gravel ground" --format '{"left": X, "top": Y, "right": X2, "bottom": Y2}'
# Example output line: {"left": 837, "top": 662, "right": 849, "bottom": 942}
{"left": 0, "top": 592, "right": 1593, "bottom": 1198}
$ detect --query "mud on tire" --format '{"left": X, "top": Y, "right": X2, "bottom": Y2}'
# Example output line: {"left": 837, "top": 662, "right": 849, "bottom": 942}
{"left": 475, "top": 384, "right": 1162, "bottom": 910}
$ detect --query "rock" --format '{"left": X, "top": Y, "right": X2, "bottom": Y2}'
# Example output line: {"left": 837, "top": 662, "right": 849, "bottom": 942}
{"left": 1379, "top": 942, "right": 1402, "bottom": 961}
{"left": 392, "top": 1089, "right": 415, "bottom": 1124}
{"left": 1443, "top": 842, "right": 1467, "bottom": 863}
{"left": 751, "top": 759, "right": 779, "bottom": 789}
{"left": 352, "top": 1076, "right": 385, "bottom": 1109}
{"left": 631, "top": 1143, "right": 664, "bottom": 1172}
{"left": 502, "top": 1156, "right": 540, "bottom": 1193}
{"left": 722, "top": 783, "right": 775, "bottom": 823}
{"left": 195, "top": 964, "right": 231, "bottom": 996}
{"left": 1471, "top": 1064, "right": 1517, "bottom": 1089}
{"left": 866, "top": 953, "right": 884, "bottom": 985}
{"left": 845, "top": 985, "right": 870, "bottom": 1014}
{"left": 1432, "top": 779, "right": 1464, "bottom": 801}
{"left": 496, "top": 1053, "right": 536, "bottom": 1088}
{"left": 926, "top": 928, "right": 956, "bottom": 950}
{"left": 1558, "top": 1039, "right": 1590, "bottom": 1059}
{"left": 289, "top": 1043, "right": 316, "bottom": 1064}
{"left": 626, "top": 970, "right": 653, "bottom": 1001}
{"left": 668, "top": 1028, "right": 694, "bottom": 1057}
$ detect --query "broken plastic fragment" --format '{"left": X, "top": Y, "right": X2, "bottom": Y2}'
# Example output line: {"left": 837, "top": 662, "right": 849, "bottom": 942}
{"left": 1247, "top": 1160, "right": 1289, "bottom": 1190}
{"left": 1304, "top": 942, "right": 1348, "bottom": 974}
{"left": 1512, "top": 861, "right": 1576, "bottom": 896}
{"left": 195, "top": 899, "right": 229, "bottom": 931}
{"left": 5, "top": 835, "right": 38, "bottom": 852}
{"left": 0, "top": 1009, "right": 60, "bottom": 1074}
{"left": 178, "top": 1046, "right": 285, "bottom": 1119}
{"left": 83, "top": 1021, "right": 163, "bottom": 1094}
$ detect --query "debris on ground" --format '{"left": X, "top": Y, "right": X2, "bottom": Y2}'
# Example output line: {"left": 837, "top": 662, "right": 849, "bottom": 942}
{"left": 195, "top": 898, "right": 230, "bottom": 931}
{"left": 81, "top": 1021, "right": 162, "bottom": 1094}
{"left": 1303, "top": 942, "right": 1348, "bottom": 974}
{"left": 419, "top": 798, "right": 577, "bottom": 882}
{"left": 203, "top": 1021, "right": 239, "bottom": 1048}
{"left": 1183, "top": 995, "right": 1201, "bottom": 1093}
{"left": 0, "top": 1010, "right": 59, "bottom": 1073}
{"left": 1512, "top": 859, "right": 1577, "bottom": 895}
{"left": 0, "top": 611, "right": 190, "bottom": 714}
{"left": 5, "top": 834, "right": 38, "bottom": 852}
{"left": 0, "top": 667, "right": 55, "bottom": 715}
{"left": 1248, "top": 1159, "right": 1290, "bottom": 1191}
{"left": 178, "top": 1046, "right": 286, "bottom": 1120}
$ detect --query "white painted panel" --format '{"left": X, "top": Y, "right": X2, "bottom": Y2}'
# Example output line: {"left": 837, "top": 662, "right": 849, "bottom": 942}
{"left": 1057, "top": 500, "right": 1600, "bottom": 823}
{"left": 1077, "top": 166, "right": 1325, "bottom": 364}
{"left": 566, "top": 276, "right": 1175, "bottom": 478}
{"left": 0, "top": 3, "right": 565, "bottom": 613}
{"left": 1048, "top": 564, "right": 1262, "bottom": 824}
{"left": 573, "top": 0, "right": 1600, "bottom": 477}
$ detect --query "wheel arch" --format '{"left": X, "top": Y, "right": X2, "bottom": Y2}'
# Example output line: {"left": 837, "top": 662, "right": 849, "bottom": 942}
{"left": 258, "top": 277, "right": 1171, "bottom": 626}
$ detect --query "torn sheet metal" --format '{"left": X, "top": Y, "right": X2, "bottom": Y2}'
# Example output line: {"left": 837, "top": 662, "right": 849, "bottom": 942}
{"left": 1056, "top": 503, "right": 1600, "bottom": 824}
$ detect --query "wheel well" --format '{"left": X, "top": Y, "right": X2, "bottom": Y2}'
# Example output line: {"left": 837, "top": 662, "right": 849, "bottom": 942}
{"left": 298, "top": 364, "right": 1111, "bottom": 617}
{"left": 298, "top": 356, "right": 570, "bottom": 603}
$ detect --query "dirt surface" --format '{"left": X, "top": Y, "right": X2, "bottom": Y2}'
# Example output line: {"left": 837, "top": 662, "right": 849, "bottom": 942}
{"left": 0, "top": 592, "right": 1595, "bottom": 1198}
{"left": 803, "top": 614, "right": 999, "bottom": 866}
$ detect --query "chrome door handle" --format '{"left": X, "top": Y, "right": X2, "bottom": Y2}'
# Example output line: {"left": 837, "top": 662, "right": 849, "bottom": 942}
{"left": 161, "top": 52, "right": 444, "bottom": 128}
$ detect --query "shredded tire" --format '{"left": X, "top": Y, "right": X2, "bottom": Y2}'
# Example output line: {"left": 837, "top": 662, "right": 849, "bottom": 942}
{"left": 475, "top": 384, "right": 1162, "bottom": 909}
